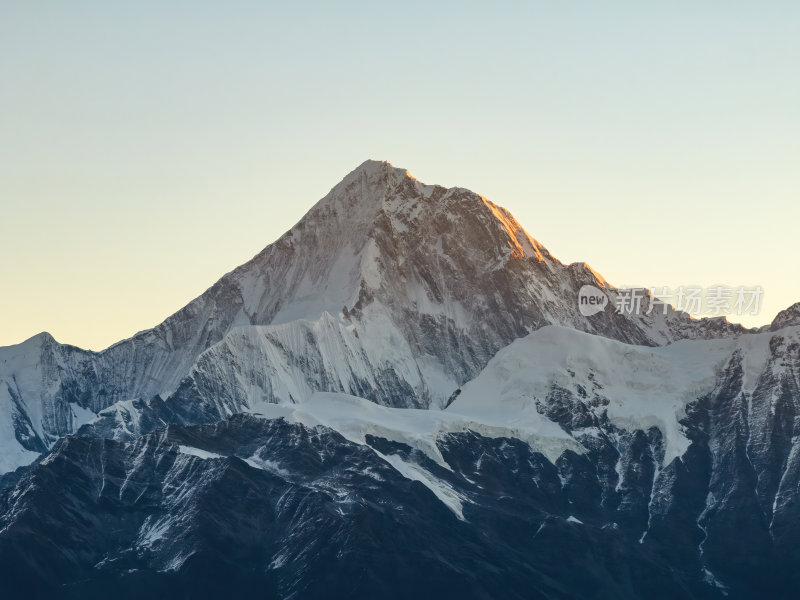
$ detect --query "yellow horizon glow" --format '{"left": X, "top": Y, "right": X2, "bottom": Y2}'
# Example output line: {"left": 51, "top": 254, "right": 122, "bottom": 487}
{"left": 1, "top": 3, "right": 798, "bottom": 350}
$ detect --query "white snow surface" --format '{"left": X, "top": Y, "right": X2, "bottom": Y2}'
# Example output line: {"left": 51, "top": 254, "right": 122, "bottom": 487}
{"left": 0, "top": 439, "right": 40, "bottom": 476}
{"left": 450, "top": 325, "right": 786, "bottom": 465}
{"left": 376, "top": 451, "right": 467, "bottom": 520}
{"left": 241, "top": 324, "right": 777, "bottom": 471}
{"left": 251, "top": 391, "right": 583, "bottom": 466}
{"left": 0, "top": 334, "right": 64, "bottom": 472}
{"left": 566, "top": 515, "right": 584, "bottom": 524}
{"left": 150, "top": 324, "right": 800, "bottom": 489}
{"left": 177, "top": 446, "right": 224, "bottom": 460}
{"left": 179, "top": 308, "right": 459, "bottom": 421}
{"left": 70, "top": 403, "right": 97, "bottom": 429}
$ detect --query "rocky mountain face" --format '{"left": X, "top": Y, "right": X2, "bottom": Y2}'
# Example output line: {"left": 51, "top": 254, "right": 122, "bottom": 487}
{"left": 1, "top": 160, "right": 797, "bottom": 599}
{"left": 768, "top": 302, "right": 800, "bottom": 331}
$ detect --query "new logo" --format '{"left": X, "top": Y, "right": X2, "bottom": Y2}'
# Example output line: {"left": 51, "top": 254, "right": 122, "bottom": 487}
{"left": 578, "top": 285, "right": 609, "bottom": 316}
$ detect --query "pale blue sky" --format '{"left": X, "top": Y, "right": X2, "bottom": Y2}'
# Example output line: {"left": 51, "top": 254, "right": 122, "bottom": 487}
{"left": 1, "top": 2, "right": 798, "bottom": 349}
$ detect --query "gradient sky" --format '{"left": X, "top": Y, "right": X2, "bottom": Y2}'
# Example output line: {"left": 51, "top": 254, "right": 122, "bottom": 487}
{"left": 1, "top": 2, "right": 798, "bottom": 350}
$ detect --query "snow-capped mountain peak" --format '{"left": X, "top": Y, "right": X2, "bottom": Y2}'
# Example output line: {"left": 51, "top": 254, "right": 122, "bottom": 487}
{"left": 0, "top": 160, "right": 754, "bottom": 473}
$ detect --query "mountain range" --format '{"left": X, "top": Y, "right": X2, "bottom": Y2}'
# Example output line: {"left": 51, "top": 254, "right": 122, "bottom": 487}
{"left": 1, "top": 160, "right": 798, "bottom": 599}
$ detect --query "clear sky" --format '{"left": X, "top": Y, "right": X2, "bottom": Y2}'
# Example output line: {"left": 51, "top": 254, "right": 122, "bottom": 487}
{"left": 1, "top": 2, "right": 798, "bottom": 350}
